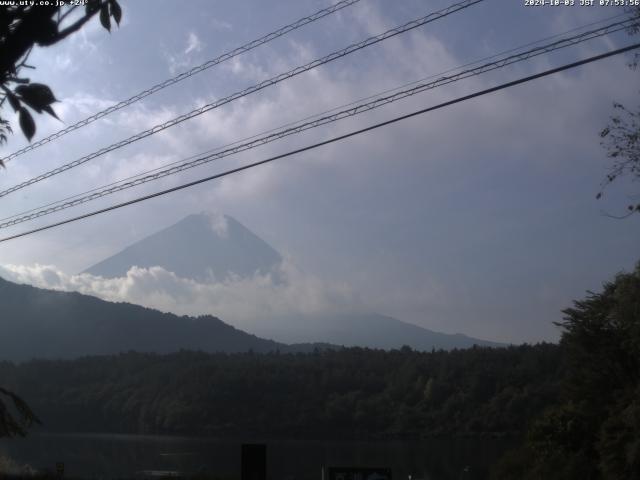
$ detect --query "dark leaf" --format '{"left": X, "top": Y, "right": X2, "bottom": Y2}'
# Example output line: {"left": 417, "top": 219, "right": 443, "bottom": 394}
{"left": 110, "top": 0, "right": 122, "bottom": 25}
{"left": 18, "top": 107, "right": 35, "bottom": 141}
{"left": 0, "top": 388, "right": 40, "bottom": 437}
{"left": 15, "top": 83, "right": 57, "bottom": 112}
{"left": 596, "top": 192, "right": 602, "bottom": 200}
{"left": 86, "top": 0, "right": 101, "bottom": 15}
{"left": 100, "top": 4, "right": 111, "bottom": 32}
{"left": 42, "top": 105, "right": 60, "bottom": 120}
{"left": 6, "top": 92, "right": 20, "bottom": 112}
{"left": 0, "top": 119, "right": 12, "bottom": 135}
{"left": 34, "top": 17, "right": 59, "bottom": 46}
{"left": 600, "top": 128, "right": 610, "bottom": 138}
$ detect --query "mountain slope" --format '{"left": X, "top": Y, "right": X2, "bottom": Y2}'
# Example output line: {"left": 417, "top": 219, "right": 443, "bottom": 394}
{"left": 80, "top": 212, "right": 504, "bottom": 351}
{"left": 243, "top": 312, "right": 504, "bottom": 350}
{"left": 0, "top": 276, "right": 296, "bottom": 362}
{"left": 83, "top": 213, "right": 282, "bottom": 282}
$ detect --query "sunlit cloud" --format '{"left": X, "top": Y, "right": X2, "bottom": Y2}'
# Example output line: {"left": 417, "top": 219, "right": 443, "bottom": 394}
{"left": 0, "top": 260, "right": 361, "bottom": 326}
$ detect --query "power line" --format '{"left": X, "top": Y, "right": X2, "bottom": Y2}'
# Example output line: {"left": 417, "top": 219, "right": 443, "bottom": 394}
{"left": 1, "top": 42, "right": 637, "bottom": 244}
{"left": 1, "top": 10, "right": 626, "bottom": 198}
{"left": 0, "top": 16, "right": 633, "bottom": 230}
{"left": 18, "top": 3, "right": 624, "bottom": 224}
{"left": 1, "top": 14, "right": 633, "bottom": 226}
{"left": 0, "top": 0, "right": 363, "bottom": 164}
{"left": 0, "top": 0, "right": 483, "bottom": 199}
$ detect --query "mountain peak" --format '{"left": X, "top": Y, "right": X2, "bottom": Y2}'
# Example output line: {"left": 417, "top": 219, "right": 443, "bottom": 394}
{"left": 83, "top": 213, "right": 282, "bottom": 282}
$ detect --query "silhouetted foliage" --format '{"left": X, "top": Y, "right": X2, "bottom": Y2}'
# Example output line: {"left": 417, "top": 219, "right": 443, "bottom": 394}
{"left": 492, "top": 262, "right": 640, "bottom": 479}
{"left": 0, "top": 344, "right": 563, "bottom": 439}
{"left": 0, "top": 0, "right": 122, "bottom": 155}
{"left": 0, "top": 0, "right": 122, "bottom": 439}
{"left": 0, "top": 387, "right": 40, "bottom": 438}
{"left": 599, "top": 100, "right": 640, "bottom": 215}
{"left": 597, "top": 7, "right": 640, "bottom": 215}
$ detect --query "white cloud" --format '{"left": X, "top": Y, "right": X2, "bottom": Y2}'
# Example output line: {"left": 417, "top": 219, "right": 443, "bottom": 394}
{"left": 165, "top": 31, "right": 206, "bottom": 75}
{"left": 0, "top": 260, "right": 360, "bottom": 327}
{"left": 224, "top": 54, "right": 269, "bottom": 81}
{"left": 56, "top": 92, "right": 116, "bottom": 119}
{"left": 185, "top": 32, "right": 204, "bottom": 55}
{"left": 205, "top": 211, "right": 229, "bottom": 238}
{"left": 2, "top": 1, "right": 638, "bottom": 346}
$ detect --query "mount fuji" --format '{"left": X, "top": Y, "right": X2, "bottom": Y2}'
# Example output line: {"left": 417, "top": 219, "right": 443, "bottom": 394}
{"left": 82, "top": 213, "right": 503, "bottom": 350}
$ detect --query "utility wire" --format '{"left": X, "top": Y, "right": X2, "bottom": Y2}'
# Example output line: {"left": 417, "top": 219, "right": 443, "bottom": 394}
{"left": 0, "top": 0, "right": 483, "bottom": 199}
{"left": 14, "top": 5, "right": 625, "bottom": 224}
{"left": 0, "top": 0, "right": 363, "bottom": 164}
{"left": 0, "top": 16, "right": 634, "bottom": 230}
{"left": 0, "top": 16, "right": 632, "bottom": 226}
{"left": 8, "top": 6, "right": 622, "bottom": 127}
{"left": 1, "top": 42, "right": 637, "bottom": 244}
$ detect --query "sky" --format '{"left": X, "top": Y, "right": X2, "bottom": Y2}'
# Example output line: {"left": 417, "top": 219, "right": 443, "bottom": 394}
{"left": 0, "top": 0, "right": 639, "bottom": 344}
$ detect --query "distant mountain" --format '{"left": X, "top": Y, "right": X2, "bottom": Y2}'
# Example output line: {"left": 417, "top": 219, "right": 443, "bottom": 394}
{"left": 0, "top": 277, "right": 327, "bottom": 363}
{"left": 240, "top": 312, "right": 504, "bottom": 350}
{"left": 81, "top": 212, "right": 504, "bottom": 351}
{"left": 84, "top": 213, "right": 282, "bottom": 282}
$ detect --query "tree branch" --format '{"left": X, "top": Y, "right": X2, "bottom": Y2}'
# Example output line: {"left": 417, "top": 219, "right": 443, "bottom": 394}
{"left": 53, "top": 9, "right": 96, "bottom": 42}
{"left": 52, "top": 1, "right": 109, "bottom": 43}
{"left": 601, "top": 210, "right": 636, "bottom": 220}
{"left": 58, "top": 5, "right": 79, "bottom": 25}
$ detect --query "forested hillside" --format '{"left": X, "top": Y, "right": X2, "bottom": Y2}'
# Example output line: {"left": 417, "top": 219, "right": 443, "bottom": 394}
{"left": 0, "top": 344, "right": 562, "bottom": 438}
{"left": 493, "top": 263, "right": 640, "bottom": 480}
{"left": 0, "top": 277, "right": 332, "bottom": 361}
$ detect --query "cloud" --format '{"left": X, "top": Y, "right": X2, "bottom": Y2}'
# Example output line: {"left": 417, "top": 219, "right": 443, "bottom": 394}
{"left": 17, "top": 9, "right": 497, "bottom": 213}
{"left": 185, "top": 32, "right": 204, "bottom": 55}
{"left": 205, "top": 211, "right": 229, "bottom": 238}
{"left": 3, "top": 1, "right": 638, "bottom": 347}
{"left": 210, "top": 18, "right": 233, "bottom": 32}
{"left": 165, "top": 31, "right": 205, "bottom": 75}
{"left": 57, "top": 92, "right": 116, "bottom": 119}
{"left": 0, "top": 260, "right": 361, "bottom": 327}
{"left": 54, "top": 54, "right": 73, "bottom": 72}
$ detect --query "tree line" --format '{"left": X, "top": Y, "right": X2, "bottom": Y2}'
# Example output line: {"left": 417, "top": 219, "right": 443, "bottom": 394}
{"left": 0, "top": 343, "right": 562, "bottom": 440}
{"left": 3, "top": 261, "right": 639, "bottom": 479}
{"left": 493, "top": 262, "right": 640, "bottom": 479}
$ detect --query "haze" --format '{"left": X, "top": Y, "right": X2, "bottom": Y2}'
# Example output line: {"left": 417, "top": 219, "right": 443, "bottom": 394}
{"left": 0, "top": 0, "right": 639, "bottom": 344}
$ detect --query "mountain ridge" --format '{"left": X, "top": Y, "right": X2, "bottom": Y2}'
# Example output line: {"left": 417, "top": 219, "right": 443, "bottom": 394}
{"left": 83, "top": 213, "right": 282, "bottom": 282}
{"left": 47, "top": 212, "right": 505, "bottom": 352}
{"left": 0, "top": 276, "right": 334, "bottom": 362}
{"left": 240, "top": 312, "right": 504, "bottom": 350}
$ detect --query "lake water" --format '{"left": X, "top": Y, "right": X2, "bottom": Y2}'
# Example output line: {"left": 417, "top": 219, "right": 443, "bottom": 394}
{"left": 0, "top": 434, "right": 512, "bottom": 480}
